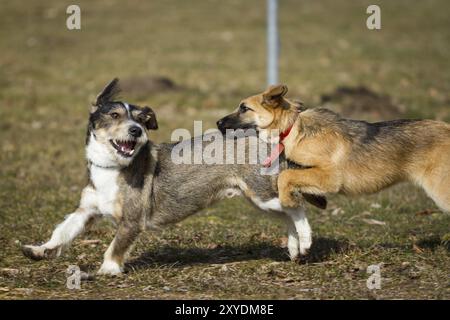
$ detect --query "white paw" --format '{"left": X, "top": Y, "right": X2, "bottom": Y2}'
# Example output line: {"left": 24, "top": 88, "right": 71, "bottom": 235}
{"left": 22, "top": 244, "right": 62, "bottom": 260}
{"left": 22, "top": 245, "right": 45, "bottom": 260}
{"left": 97, "top": 260, "right": 123, "bottom": 276}
{"left": 287, "top": 237, "right": 300, "bottom": 261}
{"left": 298, "top": 235, "right": 312, "bottom": 256}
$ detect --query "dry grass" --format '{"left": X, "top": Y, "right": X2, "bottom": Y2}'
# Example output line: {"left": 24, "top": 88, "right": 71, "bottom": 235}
{"left": 0, "top": 0, "right": 449, "bottom": 299}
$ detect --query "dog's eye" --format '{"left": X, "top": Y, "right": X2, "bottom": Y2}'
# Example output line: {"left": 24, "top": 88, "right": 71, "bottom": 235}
{"left": 110, "top": 112, "right": 120, "bottom": 119}
{"left": 239, "top": 104, "right": 250, "bottom": 113}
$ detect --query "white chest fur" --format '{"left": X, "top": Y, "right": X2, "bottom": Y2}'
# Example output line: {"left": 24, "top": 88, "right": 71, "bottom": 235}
{"left": 90, "top": 165, "right": 120, "bottom": 216}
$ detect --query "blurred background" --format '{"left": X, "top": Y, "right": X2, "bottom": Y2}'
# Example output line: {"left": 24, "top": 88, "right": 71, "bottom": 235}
{"left": 0, "top": 0, "right": 449, "bottom": 299}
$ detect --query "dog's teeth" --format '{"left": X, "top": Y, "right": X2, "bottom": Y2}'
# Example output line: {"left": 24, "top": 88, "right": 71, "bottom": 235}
{"left": 130, "top": 149, "right": 135, "bottom": 155}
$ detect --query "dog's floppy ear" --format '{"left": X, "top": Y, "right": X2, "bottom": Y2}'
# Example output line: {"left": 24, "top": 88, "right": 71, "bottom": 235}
{"left": 91, "top": 78, "right": 121, "bottom": 112}
{"left": 262, "top": 84, "right": 288, "bottom": 106}
{"left": 142, "top": 106, "right": 158, "bottom": 130}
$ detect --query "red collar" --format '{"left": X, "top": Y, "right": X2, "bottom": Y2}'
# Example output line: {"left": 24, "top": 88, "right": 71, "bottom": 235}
{"left": 279, "top": 125, "right": 293, "bottom": 142}
{"left": 262, "top": 125, "right": 293, "bottom": 167}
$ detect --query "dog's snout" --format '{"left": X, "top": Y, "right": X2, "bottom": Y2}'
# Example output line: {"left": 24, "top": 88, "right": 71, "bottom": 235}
{"left": 217, "top": 119, "right": 227, "bottom": 134}
{"left": 129, "top": 126, "right": 142, "bottom": 138}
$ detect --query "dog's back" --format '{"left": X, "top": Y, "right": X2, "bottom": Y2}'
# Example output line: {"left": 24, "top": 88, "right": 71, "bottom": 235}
{"left": 297, "top": 108, "right": 450, "bottom": 211}
{"left": 148, "top": 134, "right": 282, "bottom": 227}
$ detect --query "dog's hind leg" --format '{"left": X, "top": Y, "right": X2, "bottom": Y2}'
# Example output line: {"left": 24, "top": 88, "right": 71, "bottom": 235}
{"left": 22, "top": 186, "right": 99, "bottom": 260}
{"left": 410, "top": 146, "right": 450, "bottom": 213}
{"left": 285, "top": 207, "right": 312, "bottom": 256}
{"left": 249, "top": 195, "right": 312, "bottom": 259}
{"left": 420, "top": 173, "right": 450, "bottom": 213}
{"left": 285, "top": 217, "right": 300, "bottom": 261}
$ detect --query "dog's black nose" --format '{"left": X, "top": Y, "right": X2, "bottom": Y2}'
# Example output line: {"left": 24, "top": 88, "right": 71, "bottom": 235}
{"left": 217, "top": 120, "right": 227, "bottom": 134}
{"left": 129, "top": 126, "right": 142, "bottom": 138}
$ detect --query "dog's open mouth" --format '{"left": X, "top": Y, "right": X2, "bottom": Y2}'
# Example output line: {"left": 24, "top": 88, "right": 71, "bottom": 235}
{"left": 110, "top": 139, "right": 137, "bottom": 157}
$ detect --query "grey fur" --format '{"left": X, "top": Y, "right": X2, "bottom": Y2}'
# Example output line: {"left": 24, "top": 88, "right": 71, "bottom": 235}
{"left": 148, "top": 135, "right": 280, "bottom": 228}
{"left": 21, "top": 80, "right": 321, "bottom": 274}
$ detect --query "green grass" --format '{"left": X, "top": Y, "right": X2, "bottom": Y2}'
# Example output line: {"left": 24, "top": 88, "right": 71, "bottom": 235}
{"left": 0, "top": 0, "right": 449, "bottom": 299}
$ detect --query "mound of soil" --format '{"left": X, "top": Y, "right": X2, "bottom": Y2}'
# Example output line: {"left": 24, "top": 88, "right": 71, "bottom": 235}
{"left": 121, "top": 76, "right": 178, "bottom": 99}
{"left": 320, "top": 86, "right": 404, "bottom": 121}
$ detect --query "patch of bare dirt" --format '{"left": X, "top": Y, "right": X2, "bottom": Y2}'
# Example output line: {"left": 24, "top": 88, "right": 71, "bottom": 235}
{"left": 121, "top": 76, "right": 179, "bottom": 99}
{"left": 320, "top": 86, "right": 405, "bottom": 121}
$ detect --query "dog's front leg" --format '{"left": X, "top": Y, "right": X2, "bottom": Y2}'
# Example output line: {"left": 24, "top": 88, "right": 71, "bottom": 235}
{"left": 22, "top": 186, "right": 99, "bottom": 260}
{"left": 278, "top": 168, "right": 338, "bottom": 207}
{"left": 98, "top": 217, "right": 142, "bottom": 276}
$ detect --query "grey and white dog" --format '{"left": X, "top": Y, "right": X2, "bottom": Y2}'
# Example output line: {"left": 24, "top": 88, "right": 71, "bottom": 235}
{"left": 22, "top": 79, "right": 323, "bottom": 275}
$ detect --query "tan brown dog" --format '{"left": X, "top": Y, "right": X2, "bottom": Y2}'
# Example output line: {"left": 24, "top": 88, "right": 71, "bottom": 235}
{"left": 217, "top": 84, "right": 450, "bottom": 212}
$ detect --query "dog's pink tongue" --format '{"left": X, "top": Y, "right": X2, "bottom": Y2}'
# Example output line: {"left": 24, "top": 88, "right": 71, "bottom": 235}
{"left": 119, "top": 142, "right": 132, "bottom": 153}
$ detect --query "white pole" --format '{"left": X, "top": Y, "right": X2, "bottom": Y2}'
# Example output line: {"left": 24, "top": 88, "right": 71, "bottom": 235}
{"left": 267, "top": 0, "right": 279, "bottom": 85}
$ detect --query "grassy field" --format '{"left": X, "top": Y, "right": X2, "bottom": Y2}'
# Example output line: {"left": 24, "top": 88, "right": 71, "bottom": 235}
{"left": 0, "top": 0, "right": 449, "bottom": 299}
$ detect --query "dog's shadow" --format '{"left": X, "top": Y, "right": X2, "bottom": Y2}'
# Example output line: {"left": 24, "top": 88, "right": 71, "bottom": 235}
{"left": 127, "top": 237, "right": 350, "bottom": 271}
{"left": 377, "top": 235, "right": 450, "bottom": 252}
{"left": 416, "top": 235, "right": 450, "bottom": 252}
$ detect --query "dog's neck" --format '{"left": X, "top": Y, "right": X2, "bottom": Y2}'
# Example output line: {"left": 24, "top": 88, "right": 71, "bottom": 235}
{"left": 86, "top": 133, "right": 158, "bottom": 191}
{"left": 271, "top": 109, "right": 299, "bottom": 134}
{"left": 86, "top": 134, "right": 122, "bottom": 170}
{"left": 119, "top": 141, "right": 157, "bottom": 189}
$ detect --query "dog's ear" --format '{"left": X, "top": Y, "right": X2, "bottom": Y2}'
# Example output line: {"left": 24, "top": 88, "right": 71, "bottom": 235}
{"left": 293, "top": 99, "right": 307, "bottom": 112}
{"left": 142, "top": 106, "right": 158, "bottom": 130}
{"left": 262, "top": 84, "right": 288, "bottom": 106}
{"left": 91, "top": 78, "right": 121, "bottom": 112}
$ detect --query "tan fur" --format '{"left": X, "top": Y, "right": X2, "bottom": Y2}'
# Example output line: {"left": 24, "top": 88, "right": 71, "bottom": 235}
{"left": 221, "top": 84, "right": 450, "bottom": 212}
